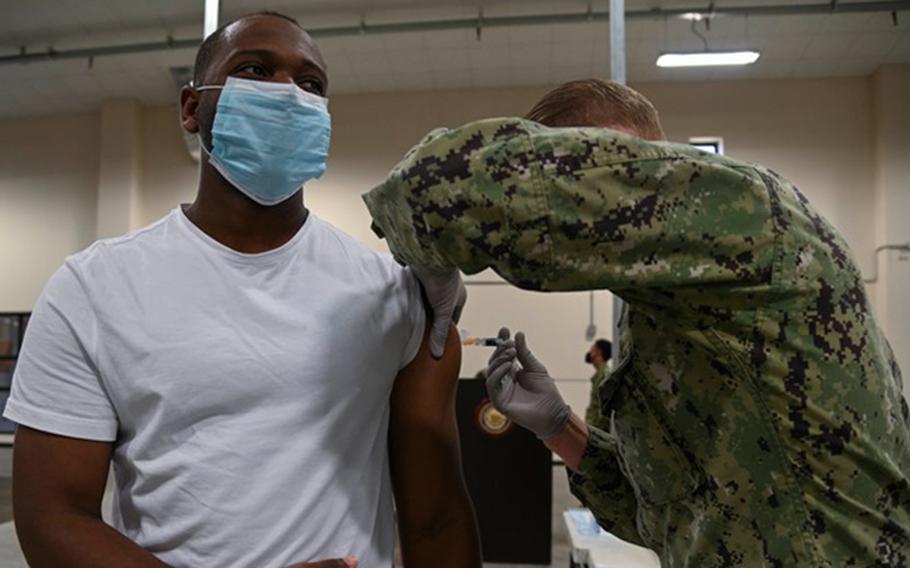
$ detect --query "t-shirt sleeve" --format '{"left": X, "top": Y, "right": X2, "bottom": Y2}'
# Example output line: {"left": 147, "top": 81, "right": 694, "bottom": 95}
{"left": 3, "top": 264, "right": 118, "bottom": 441}
{"left": 398, "top": 267, "right": 427, "bottom": 369}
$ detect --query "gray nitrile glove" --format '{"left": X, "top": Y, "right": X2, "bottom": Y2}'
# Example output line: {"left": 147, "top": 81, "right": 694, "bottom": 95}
{"left": 485, "top": 328, "right": 571, "bottom": 440}
{"left": 412, "top": 268, "right": 468, "bottom": 359}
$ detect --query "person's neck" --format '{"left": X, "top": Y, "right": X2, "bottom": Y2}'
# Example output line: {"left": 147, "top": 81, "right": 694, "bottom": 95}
{"left": 184, "top": 163, "right": 309, "bottom": 254}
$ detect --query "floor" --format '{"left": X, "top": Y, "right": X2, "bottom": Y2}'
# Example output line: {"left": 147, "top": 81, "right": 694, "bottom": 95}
{"left": 0, "top": 478, "right": 10, "bottom": 524}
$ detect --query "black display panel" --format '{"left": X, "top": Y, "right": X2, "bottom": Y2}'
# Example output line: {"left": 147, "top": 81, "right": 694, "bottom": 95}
{"left": 0, "top": 313, "right": 30, "bottom": 434}
{"left": 456, "top": 378, "right": 552, "bottom": 565}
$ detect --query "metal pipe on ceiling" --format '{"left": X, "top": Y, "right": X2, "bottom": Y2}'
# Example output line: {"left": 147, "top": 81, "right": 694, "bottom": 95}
{"left": 610, "top": 0, "right": 627, "bottom": 85}
{"left": 608, "top": 0, "right": 626, "bottom": 353}
{"left": 203, "top": 0, "right": 220, "bottom": 40}
{"left": 1, "top": 0, "right": 908, "bottom": 66}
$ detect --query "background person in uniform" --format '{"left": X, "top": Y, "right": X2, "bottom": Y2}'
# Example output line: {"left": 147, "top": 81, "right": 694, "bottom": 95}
{"left": 363, "top": 79, "right": 910, "bottom": 566}
{"left": 584, "top": 339, "right": 611, "bottom": 429}
{"left": 4, "top": 12, "right": 480, "bottom": 568}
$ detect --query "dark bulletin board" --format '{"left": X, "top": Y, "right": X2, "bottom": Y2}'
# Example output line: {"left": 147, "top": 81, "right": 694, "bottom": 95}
{"left": 456, "top": 378, "right": 553, "bottom": 565}
{"left": 0, "top": 313, "right": 30, "bottom": 435}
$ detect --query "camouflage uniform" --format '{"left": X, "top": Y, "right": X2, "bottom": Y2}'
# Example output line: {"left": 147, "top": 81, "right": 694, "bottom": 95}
{"left": 586, "top": 365, "right": 610, "bottom": 431}
{"left": 364, "top": 118, "right": 910, "bottom": 566}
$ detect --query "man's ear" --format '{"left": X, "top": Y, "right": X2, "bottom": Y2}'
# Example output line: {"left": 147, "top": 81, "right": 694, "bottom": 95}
{"left": 179, "top": 85, "right": 200, "bottom": 134}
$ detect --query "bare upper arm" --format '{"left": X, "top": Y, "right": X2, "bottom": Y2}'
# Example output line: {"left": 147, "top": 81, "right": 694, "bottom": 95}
{"left": 390, "top": 325, "right": 462, "bottom": 436}
{"left": 13, "top": 426, "right": 113, "bottom": 521}
{"left": 12, "top": 428, "right": 173, "bottom": 567}
{"left": 389, "top": 326, "right": 481, "bottom": 565}
{"left": 388, "top": 325, "right": 466, "bottom": 519}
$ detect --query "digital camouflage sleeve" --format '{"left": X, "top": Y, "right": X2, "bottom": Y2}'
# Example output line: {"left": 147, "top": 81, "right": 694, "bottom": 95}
{"left": 363, "top": 118, "right": 910, "bottom": 566}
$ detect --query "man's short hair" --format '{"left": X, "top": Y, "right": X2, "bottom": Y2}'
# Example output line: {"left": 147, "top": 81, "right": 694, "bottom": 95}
{"left": 595, "top": 339, "right": 612, "bottom": 361}
{"left": 193, "top": 11, "right": 303, "bottom": 87}
{"left": 525, "top": 79, "right": 666, "bottom": 140}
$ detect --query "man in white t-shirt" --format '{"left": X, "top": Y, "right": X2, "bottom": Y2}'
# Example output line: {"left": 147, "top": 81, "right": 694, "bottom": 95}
{"left": 5, "top": 11, "right": 479, "bottom": 568}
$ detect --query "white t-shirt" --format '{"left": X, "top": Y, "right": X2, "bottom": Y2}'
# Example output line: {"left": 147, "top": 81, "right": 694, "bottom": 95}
{"left": 4, "top": 207, "right": 425, "bottom": 568}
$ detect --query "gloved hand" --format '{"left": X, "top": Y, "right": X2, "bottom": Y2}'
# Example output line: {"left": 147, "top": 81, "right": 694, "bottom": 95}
{"left": 412, "top": 268, "right": 468, "bottom": 359}
{"left": 485, "top": 328, "right": 571, "bottom": 440}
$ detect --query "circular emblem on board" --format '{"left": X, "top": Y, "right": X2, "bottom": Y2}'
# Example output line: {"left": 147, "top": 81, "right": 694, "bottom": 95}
{"left": 475, "top": 399, "right": 512, "bottom": 437}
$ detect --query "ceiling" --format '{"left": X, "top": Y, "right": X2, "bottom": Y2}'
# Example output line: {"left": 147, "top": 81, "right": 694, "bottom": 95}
{"left": 1, "top": 0, "right": 909, "bottom": 118}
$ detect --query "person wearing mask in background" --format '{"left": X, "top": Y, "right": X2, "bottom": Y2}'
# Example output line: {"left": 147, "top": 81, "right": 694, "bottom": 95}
{"left": 363, "top": 79, "right": 910, "bottom": 566}
{"left": 584, "top": 339, "right": 612, "bottom": 430}
{"left": 5, "top": 12, "right": 480, "bottom": 568}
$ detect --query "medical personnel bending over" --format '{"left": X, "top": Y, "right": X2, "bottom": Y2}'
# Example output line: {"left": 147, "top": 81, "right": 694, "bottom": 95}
{"left": 5, "top": 11, "right": 479, "bottom": 568}
{"left": 364, "top": 79, "right": 910, "bottom": 566}
{"left": 583, "top": 339, "right": 611, "bottom": 430}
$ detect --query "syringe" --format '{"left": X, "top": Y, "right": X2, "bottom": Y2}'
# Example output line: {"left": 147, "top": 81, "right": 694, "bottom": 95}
{"left": 462, "top": 337, "right": 508, "bottom": 347}
{"left": 460, "top": 329, "right": 509, "bottom": 347}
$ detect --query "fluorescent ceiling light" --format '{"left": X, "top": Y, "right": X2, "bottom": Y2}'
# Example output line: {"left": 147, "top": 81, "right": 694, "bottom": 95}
{"left": 656, "top": 51, "right": 760, "bottom": 68}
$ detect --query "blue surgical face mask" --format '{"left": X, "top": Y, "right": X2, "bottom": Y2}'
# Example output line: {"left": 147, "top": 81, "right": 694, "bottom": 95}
{"left": 196, "top": 77, "right": 331, "bottom": 206}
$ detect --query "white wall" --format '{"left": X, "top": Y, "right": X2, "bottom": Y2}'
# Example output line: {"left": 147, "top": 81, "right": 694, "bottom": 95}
{"left": 2, "top": 74, "right": 906, "bottom": 413}
{"left": 873, "top": 65, "right": 910, "bottom": 380}
{"left": 139, "top": 105, "right": 200, "bottom": 223}
{"left": 0, "top": 113, "right": 99, "bottom": 310}
{"left": 96, "top": 100, "right": 143, "bottom": 240}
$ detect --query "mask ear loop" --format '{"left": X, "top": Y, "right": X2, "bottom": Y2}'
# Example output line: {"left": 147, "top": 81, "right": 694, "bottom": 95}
{"left": 197, "top": 134, "right": 213, "bottom": 158}
{"left": 192, "top": 85, "right": 222, "bottom": 155}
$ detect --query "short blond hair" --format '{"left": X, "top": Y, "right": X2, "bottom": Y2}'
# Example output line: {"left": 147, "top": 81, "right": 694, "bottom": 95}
{"left": 525, "top": 79, "right": 666, "bottom": 140}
